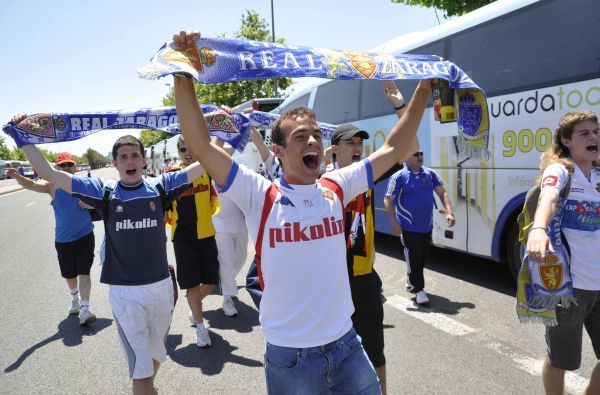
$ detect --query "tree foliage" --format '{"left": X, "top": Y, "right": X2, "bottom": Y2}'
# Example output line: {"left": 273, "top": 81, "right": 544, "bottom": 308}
{"left": 0, "top": 136, "right": 11, "bottom": 161}
{"left": 390, "top": 0, "right": 493, "bottom": 17}
{"left": 139, "top": 129, "right": 172, "bottom": 149}
{"left": 162, "top": 10, "right": 291, "bottom": 108}
{"left": 84, "top": 148, "right": 108, "bottom": 169}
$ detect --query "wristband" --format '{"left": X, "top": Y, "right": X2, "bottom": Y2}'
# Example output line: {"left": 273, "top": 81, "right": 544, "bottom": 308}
{"left": 530, "top": 226, "right": 546, "bottom": 232}
{"left": 394, "top": 103, "right": 406, "bottom": 111}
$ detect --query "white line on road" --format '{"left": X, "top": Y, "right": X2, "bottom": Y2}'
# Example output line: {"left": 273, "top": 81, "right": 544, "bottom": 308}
{"left": 25, "top": 202, "right": 37, "bottom": 207}
{"left": 386, "top": 294, "right": 476, "bottom": 336}
{"left": 487, "top": 342, "right": 587, "bottom": 394}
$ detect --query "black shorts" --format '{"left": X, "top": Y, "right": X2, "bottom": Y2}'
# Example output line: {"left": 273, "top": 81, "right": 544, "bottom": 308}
{"left": 546, "top": 288, "right": 600, "bottom": 370}
{"left": 173, "top": 236, "right": 219, "bottom": 289}
{"left": 55, "top": 231, "right": 95, "bottom": 279}
{"left": 350, "top": 270, "right": 385, "bottom": 367}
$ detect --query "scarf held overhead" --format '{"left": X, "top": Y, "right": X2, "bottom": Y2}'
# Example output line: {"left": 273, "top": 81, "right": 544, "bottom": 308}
{"left": 139, "top": 36, "right": 490, "bottom": 158}
{"left": 2, "top": 106, "right": 338, "bottom": 150}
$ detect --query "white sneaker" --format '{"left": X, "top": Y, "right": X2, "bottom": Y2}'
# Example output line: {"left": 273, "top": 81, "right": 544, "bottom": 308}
{"left": 415, "top": 290, "right": 430, "bottom": 305}
{"left": 79, "top": 309, "right": 97, "bottom": 325}
{"left": 196, "top": 325, "right": 211, "bottom": 348}
{"left": 222, "top": 296, "right": 238, "bottom": 317}
{"left": 69, "top": 300, "right": 80, "bottom": 315}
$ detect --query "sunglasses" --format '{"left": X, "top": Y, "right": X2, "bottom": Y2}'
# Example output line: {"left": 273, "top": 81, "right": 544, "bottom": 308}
{"left": 178, "top": 147, "right": 188, "bottom": 153}
{"left": 413, "top": 152, "right": 424, "bottom": 157}
{"left": 58, "top": 162, "right": 75, "bottom": 168}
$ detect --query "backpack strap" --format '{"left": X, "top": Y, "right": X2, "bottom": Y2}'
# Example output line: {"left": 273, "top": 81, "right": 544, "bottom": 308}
{"left": 254, "top": 183, "right": 279, "bottom": 290}
{"left": 559, "top": 174, "right": 572, "bottom": 199}
{"left": 101, "top": 179, "right": 118, "bottom": 203}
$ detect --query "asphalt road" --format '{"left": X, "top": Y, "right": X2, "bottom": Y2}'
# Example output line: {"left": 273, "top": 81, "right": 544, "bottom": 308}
{"left": 0, "top": 168, "right": 596, "bottom": 394}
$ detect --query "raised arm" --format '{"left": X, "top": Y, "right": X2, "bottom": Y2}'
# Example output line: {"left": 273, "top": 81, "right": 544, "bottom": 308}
{"left": 5, "top": 168, "right": 52, "bottom": 195}
{"left": 22, "top": 144, "right": 73, "bottom": 193}
{"left": 173, "top": 30, "right": 232, "bottom": 187}
{"left": 368, "top": 80, "right": 431, "bottom": 180}
{"left": 184, "top": 161, "right": 207, "bottom": 184}
{"left": 382, "top": 81, "right": 420, "bottom": 155}
{"left": 249, "top": 127, "right": 271, "bottom": 162}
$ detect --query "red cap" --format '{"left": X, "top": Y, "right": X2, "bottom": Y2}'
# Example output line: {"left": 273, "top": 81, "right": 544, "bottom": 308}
{"left": 56, "top": 152, "right": 75, "bottom": 165}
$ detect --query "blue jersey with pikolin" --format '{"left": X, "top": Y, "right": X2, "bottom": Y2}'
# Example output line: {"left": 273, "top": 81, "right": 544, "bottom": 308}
{"left": 52, "top": 187, "right": 94, "bottom": 243}
{"left": 385, "top": 166, "right": 443, "bottom": 233}
{"left": 71, "top": 172, "right": 189, "bottom": 285}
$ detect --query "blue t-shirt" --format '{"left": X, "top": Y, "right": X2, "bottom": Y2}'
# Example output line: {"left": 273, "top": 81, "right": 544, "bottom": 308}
{"left": 71, "top": 173, "right": 189, "bottom": 286}
{"left": 52, "top": 188, "right": 94, "bottom": 243}
{"left": 385, "top": 166, "right": 443, "bottom": 233}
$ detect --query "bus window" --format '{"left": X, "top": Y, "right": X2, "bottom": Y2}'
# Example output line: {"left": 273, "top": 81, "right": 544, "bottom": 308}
{"left": 447, "top": 0, "right": 599, "bottom": 96}
{"left": 313, "top": 80, "right": 360, "bottom": 124}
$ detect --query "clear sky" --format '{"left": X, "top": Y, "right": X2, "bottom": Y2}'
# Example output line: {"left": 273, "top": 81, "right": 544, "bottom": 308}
{"left": 0, "top": 0, "right": 443, "bottom": 156}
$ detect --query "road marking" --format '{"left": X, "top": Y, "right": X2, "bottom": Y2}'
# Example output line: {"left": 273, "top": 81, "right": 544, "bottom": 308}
{"left": 487, "top": 342, "right": 587, "bottom": 394}
{"left": 25, "top": 202, "right": 37, "bottom": 207}
{"left": 386, "top": 294, "right": 476, "bottom": 336}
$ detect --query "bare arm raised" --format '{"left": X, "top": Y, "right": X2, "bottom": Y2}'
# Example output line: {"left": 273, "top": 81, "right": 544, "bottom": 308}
{"left": 5, "top": 167, "right": 53, "bottom": 195}
{"left": 173, "top": 30, "right": 232, "bottom": 187}
{"left": 369, "top": 80, "right": 432, "bottom": 181}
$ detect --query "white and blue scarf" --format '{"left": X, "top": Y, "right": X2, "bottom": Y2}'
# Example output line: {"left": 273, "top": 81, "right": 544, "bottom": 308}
{"left": 139, "top": 36, "right": 490, "bottom": 158}
{"left": 2, "top": 105, "right": 337, "bottom": 150}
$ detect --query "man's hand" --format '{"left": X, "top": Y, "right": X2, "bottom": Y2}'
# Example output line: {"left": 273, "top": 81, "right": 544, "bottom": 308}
{"left": 527, "top": 228, "right": 553, "bottom": 263}
{"left": 11, "top": 113, "right": 27, "bottom": 124}
{"left": 4, "top": 168, "right": 18, "bottom": 178}
{"left": 391, "top": 222, "right": 402, "bottom": 236}
{"left": 173, "top": 30, "right": 200, "bottom": 48}
{"left": 381, "top": 81, "right": 405, "bottom": 109}
{"left": 446, "top": 213, "right": 456, "bottom": 227}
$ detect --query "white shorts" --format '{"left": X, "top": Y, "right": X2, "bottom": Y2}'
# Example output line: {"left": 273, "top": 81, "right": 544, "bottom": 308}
{"left": 109, "top": 277, "right": 174, "bottom": 379}
{"left": 216, "top": 231, "right": 249, "bottom": 297}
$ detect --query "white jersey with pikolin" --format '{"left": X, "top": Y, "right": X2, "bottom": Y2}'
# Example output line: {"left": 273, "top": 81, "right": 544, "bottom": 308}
{"left": 220, "top": 159, "right": 374, "bottom": 348}
{"left": 540, "top": 162, "right": 600, "bottom": 290}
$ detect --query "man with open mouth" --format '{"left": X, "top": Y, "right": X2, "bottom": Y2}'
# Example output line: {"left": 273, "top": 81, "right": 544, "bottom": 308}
{"left": 173, "top": 28, "right": 433, "bottom": 395}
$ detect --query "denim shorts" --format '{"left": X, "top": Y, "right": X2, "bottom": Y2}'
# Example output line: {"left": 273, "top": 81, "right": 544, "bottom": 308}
{"left": 264, "top": 328, "right": 381, "bottom": 394}
{"left": 546, "top": 288, "right": 600, "bottom": 370}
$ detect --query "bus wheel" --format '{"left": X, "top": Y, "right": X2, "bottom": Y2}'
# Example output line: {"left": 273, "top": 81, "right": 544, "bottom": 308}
{"left": 505, "top": 221, "right": 524, "bottom": 281}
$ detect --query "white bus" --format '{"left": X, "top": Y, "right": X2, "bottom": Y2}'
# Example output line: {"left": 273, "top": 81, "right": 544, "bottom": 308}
{"left": 273, "top": 0, "right": 600, "bottom": 278}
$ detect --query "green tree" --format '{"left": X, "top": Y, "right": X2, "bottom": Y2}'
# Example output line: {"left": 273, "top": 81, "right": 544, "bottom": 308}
{"left": 390, "top": 0, "right": 493, "bottom": 17}
{"left": 162, "top": 10, "right": 291, "bottom": 108}
{"left": 0, "top": 136, "right": 11, "bottom": 160}
{"left": 139, "top": 129, "right": 172, "bottom": 149}
{"left": 10, "top": 148, "right": 26, "bottom": 161}
{"left": 38, "top": 147, "right": 57, "bottom": 163}
{"left": 84, "top": 148, "right": 108, "bottom": 169}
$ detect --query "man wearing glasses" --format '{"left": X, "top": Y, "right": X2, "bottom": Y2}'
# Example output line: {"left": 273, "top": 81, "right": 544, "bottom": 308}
{"left": 4, "top": 152, "right": 97, "bottom": 324}
{"left": 384, "top": 150, "right": 455, "bottom": 305}
{"left": 165, "top": 136, "right": 220, "bottom": 348}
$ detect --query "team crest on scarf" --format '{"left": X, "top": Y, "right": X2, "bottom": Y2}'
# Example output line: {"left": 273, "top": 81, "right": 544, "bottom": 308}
{"left": 17, "top": 114, "right": 65, "bottom": 138}
{"left": 344, "top": 51, "right": 377, "bottom": 78}
{"left": 161, "top": 43, "right": 216, "bottom": 74}
{"left": 539, "top": 253, "right": 563, "bottom": 291}
{"left": 206, "top": 110, "right": 239, "bottom": 134}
